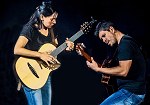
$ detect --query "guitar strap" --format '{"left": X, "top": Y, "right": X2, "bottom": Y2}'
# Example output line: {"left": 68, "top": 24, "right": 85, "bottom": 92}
{"left": 109, "top": 45, "right": 118, "bottom": 62}
{"left": 12, "top": 57, "right": 22, "bottom": 91}
{"left": 17, "top": 80, "right": 22, "bottom": 91}
{"left": 49, "top": 28, "right": 58, "bottom": 47}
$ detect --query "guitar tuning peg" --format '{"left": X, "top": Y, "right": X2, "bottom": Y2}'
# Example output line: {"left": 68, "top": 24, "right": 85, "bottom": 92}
{"left": 84, "top": 22, "right": 88, "bottom": 25}
{"left": 81, "top": 43, "right": 86, "bottom": 48}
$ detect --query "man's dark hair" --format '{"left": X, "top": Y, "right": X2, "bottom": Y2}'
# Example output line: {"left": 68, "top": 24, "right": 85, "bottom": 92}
{"left": 94, "top": 20, "right": 114, "bottom": 37}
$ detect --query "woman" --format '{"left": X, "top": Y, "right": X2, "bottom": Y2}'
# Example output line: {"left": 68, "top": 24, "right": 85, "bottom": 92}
{"left": 14, "top": 1, "right": 74, "bottom": 105}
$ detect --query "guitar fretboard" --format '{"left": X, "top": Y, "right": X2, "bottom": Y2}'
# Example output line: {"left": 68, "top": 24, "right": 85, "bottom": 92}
{"left": 50, "top": 30, "right": 84, "bottom": 57}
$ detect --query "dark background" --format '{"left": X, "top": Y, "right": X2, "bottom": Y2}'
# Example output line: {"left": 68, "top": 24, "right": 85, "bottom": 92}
{"left": 0, "top": 0, "right": 149, "bottom": 105}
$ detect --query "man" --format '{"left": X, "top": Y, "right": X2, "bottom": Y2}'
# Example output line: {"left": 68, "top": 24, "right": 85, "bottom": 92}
{"left": 78, "top": 20, "right": 147, "bottom": 105}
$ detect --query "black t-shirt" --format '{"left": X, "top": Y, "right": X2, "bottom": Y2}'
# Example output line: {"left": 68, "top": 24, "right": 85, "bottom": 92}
{"left": 116, "top": 35, "right": 146, "bottom": 94}
{"left": 20, "top": 24, "right": 54, "bottom": 51}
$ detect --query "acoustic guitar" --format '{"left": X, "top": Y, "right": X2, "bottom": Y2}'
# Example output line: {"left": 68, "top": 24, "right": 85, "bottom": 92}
{"left": 76, "top": 43, "right": 117, "bottom": 95}
{"left": 14, "top": 18, "right": 97, "bottom": 89}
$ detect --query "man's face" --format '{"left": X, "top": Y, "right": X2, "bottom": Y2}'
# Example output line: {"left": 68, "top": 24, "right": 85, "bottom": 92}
{"left": 98, "top": 28, "right": 116, "bottom": 46}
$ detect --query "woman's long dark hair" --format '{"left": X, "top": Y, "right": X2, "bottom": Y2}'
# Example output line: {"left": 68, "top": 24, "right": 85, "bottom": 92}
{"left": 27, "top": 1, "right": 55, "bottom": 29}
{"left": 26, "top": 1, "right": 57, "bottom": 46}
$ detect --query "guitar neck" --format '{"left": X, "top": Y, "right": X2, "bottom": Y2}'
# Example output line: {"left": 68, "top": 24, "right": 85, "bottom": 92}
{"left": 81, "top": 50, "right": 102, "bottom": 67}
{"left": 51, "top": 30, "right": 84, "bottom": 57}
{"left": 51, "top": 18, "right": 97, "bottom": 57}
{"left": 82, "top": 51, "right": 92, "bottom": 62}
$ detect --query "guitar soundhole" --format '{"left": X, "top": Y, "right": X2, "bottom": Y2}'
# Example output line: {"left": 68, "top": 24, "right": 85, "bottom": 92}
{"left": 27, "top": 62, "right": 39, "bottom": 78}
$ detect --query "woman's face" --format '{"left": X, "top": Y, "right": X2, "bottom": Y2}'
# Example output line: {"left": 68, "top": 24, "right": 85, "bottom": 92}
{"left": 41, "top": 12, "right": 58, "bottom": 28}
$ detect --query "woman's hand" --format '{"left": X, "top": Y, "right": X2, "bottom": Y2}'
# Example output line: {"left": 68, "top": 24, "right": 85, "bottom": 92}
{"left": 65, "top": 38, "right": 74, "bottom": 51}
{"left": 39, "top": 52, "right": 59, "bottom": 66}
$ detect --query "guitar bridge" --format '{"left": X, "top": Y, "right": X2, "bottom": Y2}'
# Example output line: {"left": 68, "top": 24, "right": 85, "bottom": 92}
{"left": 101, "top": 74, "right": 110, "bottom": 84}
{"left": 47, "top": 63, "right": 61, "bottom": 70}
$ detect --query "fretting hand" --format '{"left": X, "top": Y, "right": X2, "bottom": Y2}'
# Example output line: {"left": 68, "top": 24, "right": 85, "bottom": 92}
{"left": 65, "top": 38, "right": 74, "bottom": 51}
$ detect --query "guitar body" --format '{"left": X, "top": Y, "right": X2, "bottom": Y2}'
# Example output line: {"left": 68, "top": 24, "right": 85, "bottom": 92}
{"left": 15, "top": 43, "right": 61, "bottom": 89}
{"left": 76, "top": 43, "right": 118, "bottom": 95}
{"left": 100, "top": 58, "right": 118, "bottom": 95}
{"left": 101, "top": 74, "right": 111, "bottom": 84}
{"left": 101, "top": 73, "right": 117, "bottom": 95}
{"left": 100, "top": 58, "right": 112, "bottom": 85}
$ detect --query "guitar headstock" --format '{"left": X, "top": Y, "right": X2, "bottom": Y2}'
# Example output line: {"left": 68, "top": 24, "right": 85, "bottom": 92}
{"left": 76, "top": 43, "right": 85, "bottom": 50}
{"left": 80, "top": 17, "right": 97, "bottom": 34}
{"left": 76, "top": 43, "right": 92, "bottom": 62}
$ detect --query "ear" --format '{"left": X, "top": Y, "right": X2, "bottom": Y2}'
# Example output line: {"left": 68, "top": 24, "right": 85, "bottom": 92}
{"left": 109, "top": 26, "right": 115, "bottom": 33}
{"left": 40, "top": 14, "right": 44, "bottom": 21}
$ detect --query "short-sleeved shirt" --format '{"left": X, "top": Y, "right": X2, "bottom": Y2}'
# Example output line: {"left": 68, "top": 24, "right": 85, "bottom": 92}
{"left": 20, "top": 24, "right": 54, "bottom": 51}
{"left": 116, "top": 35, "right": 146, "bottom": 94}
